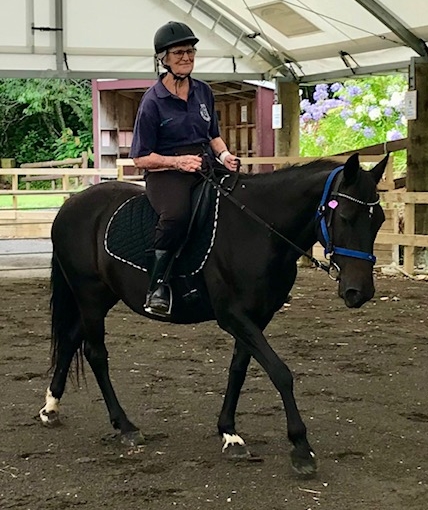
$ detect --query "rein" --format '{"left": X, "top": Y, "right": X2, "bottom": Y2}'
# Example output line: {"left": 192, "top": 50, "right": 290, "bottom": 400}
{"left": 199, "top": 162, "right": 379, "bottom": 280}
{"left": 198, "top": 169, "right": 332, "bottom": 274}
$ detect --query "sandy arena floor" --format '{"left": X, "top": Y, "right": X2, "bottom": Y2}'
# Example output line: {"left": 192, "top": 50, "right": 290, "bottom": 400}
{"left": 0, "top": 267, "right": 427, "bottom": 510}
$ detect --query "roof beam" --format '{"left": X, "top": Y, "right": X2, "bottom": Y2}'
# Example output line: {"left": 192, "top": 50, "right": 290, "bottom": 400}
{"left": 54, "top": 0, "right": 64, "bottom": 71}
{"left": 208, "top": 0, "right": 298, "bottom": 64}
{"left": 0, "top": 69, "right": 267, "bottom": 80}
{"left": 354, "top": 0, "right": 428, "bottom": 58}
{"left": 180, "top": 0, "right": 294, "bottom": 78}
{"left": 300, "top": 60, "right": 411, "bottom": 85}
{"left": 211, "top": 81, "right": 254, "bottom": 92}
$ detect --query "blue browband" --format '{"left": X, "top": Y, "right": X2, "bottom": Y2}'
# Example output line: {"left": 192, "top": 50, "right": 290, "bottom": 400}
{"left": 316, "top": 165, "right": 377, "bottom": 264}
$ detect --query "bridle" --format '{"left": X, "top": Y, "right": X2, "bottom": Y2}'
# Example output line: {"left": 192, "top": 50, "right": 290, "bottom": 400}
{"left": 315, "top": 165, "right": 380, "bottom": 278}
{"left": 199, "top": 161, "right": 380, "bottom": 281}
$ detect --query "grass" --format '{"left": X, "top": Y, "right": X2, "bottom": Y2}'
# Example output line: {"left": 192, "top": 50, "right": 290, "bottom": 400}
{"left": 0, "top": 194, "right": 67, "bottom": 210}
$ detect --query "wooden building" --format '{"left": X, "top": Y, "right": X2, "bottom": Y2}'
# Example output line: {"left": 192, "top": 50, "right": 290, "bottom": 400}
{"left": 92, "top": 79, "right": 275, "bottom": 171}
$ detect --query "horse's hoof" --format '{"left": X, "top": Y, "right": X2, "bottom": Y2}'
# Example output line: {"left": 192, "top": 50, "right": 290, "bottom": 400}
{"left": 39, "top": 409, "right": 61, "bottom": 427}
{"left": 121, "top": 430, "right": 145, "bottom": 448}
{"left": 222, "top": 433, "right": 251, "bottom": 460}
{"left": 290, "top": 447, "right": 318, "bottom": 476}
{"left": 223, "top": 442, "right": 252, "bottom": 460}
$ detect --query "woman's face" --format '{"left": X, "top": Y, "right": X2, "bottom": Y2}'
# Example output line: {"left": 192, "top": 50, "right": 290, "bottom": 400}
{"left": 164, "top": 44, "right": 196, "bottom": 77}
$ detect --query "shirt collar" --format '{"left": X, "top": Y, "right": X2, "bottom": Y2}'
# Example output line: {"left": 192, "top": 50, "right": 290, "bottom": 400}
{"left": 154, "top": 73, "right": 198, "bottom": 99}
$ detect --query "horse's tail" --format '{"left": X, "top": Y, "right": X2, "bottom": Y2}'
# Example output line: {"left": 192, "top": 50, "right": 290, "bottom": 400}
{"left": 50, "top": 251, "right": 84, "bottom": 382}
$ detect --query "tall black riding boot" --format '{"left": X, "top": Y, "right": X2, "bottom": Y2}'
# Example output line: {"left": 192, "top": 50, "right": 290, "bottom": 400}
{"left": 145, "top": 249, "right": 173, "bottom": 316}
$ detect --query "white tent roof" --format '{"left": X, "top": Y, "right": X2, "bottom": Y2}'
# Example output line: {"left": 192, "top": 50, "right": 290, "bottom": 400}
{"left": 1, "top": 0, "right": 427, "bottom": 82}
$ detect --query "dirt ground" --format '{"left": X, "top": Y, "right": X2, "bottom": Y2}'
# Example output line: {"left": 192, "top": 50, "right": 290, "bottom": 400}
{"left": 0, "top": 267, "right": 427, "bottom": 510}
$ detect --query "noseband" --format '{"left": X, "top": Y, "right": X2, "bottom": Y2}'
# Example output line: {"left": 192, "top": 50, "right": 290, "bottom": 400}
{"left": 316, "top": 165, "right": 380, "bottom": 278}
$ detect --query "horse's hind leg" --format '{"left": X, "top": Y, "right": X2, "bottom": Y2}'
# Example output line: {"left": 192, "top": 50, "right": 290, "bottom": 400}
{"left": 42, "top": 255, "right": 142, "bottom": 446}
{"left": 217, "top": 341, "right": 252, "bottom": 459}
{"left": 77, "top": 291, "right": 143, "bottom": 447}
{"left": 40, "top": 319, "right": 84, "bottom": 426}
{"left": 40, "top": 254, "right": 86, "bottom": 426}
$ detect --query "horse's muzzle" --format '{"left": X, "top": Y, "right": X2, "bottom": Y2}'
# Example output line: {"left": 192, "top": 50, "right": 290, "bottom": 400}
{"left": 341, "top": 287, "right": 374, "bottom": 308}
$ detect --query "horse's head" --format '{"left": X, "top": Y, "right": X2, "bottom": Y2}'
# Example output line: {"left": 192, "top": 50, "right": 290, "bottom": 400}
{"left": 318, "top": 153, "right": 387, "bottom": 308}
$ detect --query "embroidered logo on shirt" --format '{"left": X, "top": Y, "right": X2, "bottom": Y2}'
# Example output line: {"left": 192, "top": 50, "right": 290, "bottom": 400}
{"left": 160, "top": 117, "right": 173, "bottom": 127}
{"left": 199, "top": 104, "right": 211, "bottom": 122}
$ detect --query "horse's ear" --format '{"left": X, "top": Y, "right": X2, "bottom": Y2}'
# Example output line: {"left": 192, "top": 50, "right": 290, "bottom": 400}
{"left": 343, "top": 153, "right": 360, "bottom": 184}
{"left": 370, "top": 153, "right": 389, "bottom": 184}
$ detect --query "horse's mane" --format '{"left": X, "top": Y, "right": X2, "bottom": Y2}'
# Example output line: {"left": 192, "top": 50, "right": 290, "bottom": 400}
{"left": 240, "top": 159, "right": 338, "bottom": 183}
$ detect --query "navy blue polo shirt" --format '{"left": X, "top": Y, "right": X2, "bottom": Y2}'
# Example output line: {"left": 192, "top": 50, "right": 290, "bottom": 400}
{"left": 129, "top": 75, "right": 220, "bottom": 158}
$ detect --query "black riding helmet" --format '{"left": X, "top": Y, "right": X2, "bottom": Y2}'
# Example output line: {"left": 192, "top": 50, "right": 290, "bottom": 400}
{"left": 154, "top": 21, "right": 199, "bottom": 54}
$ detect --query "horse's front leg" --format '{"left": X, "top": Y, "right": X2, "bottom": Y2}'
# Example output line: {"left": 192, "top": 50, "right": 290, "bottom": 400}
{"left": 217, "top": 341, "right": 252, "bottom": 459}
{"left": 217, "top": 310, "right": 316, "bottom": 475}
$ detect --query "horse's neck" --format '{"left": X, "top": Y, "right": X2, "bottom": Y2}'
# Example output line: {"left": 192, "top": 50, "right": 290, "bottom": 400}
{"left": 237, "top": 168, "right": 331, "bottom": 254}
{"left": 242, "top": 169, "right": 329, "bottom": 223}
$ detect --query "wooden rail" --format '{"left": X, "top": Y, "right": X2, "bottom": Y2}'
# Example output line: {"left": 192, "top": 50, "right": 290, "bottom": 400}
{"left": 0, "top": 168, "right": 120, "bottom": 209}
{"left": 335, "top": 137, "right": 407, "bottom": 156}
{"left": 20, "top": 152, "right": 90, "bottom": 190}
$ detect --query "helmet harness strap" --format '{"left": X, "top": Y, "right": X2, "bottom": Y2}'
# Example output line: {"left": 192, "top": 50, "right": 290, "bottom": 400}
{"left": 160, "top": 55, "right": 191, "bottom": 82}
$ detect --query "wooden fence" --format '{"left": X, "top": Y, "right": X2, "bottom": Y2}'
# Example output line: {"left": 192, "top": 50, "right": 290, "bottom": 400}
{"left": 0, "top": 155, "right": 427, "bottom": 274}
{"left": 0, "top": 167, "right": 119, "bottom": 238}
{"left": 20, "top": 153, "right": 90, "bottom": 190}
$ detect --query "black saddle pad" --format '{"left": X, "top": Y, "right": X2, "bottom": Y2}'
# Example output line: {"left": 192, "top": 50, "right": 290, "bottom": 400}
{"left": 104, "top": 181, "right": 220, "bottom": 278}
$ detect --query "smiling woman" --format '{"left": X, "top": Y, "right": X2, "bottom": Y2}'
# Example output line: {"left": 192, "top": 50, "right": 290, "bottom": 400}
{"left": 129, "top": 21, "right": 239, "bottom": 316}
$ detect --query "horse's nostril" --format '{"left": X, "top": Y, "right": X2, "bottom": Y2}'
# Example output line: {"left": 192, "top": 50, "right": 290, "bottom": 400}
{"left": 344, "top": 289, "right": 364, "bottom": 308}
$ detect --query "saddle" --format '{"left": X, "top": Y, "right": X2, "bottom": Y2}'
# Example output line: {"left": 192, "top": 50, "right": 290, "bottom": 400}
{"left": 104, "top": 177, "right": 220, "bottom": 278}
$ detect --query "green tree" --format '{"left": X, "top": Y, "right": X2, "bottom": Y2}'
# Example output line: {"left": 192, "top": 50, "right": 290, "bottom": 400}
{"left": 0, "top": 78, "right": 93, "bottom": 165}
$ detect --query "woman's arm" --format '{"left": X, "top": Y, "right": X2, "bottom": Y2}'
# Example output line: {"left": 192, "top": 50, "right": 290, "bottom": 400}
{"left": 209, "top": 137, "right": 239, "bottom": 171}
{"left": 209, "top": 137, "right": 228, "bottom": 158}
{"left": 133, "top": 152, "right": 202, "bottom": 173}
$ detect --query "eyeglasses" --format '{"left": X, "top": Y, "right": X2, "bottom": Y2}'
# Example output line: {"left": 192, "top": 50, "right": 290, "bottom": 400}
{"left": 169, "top": 48, "right": 197, "bottom": 59}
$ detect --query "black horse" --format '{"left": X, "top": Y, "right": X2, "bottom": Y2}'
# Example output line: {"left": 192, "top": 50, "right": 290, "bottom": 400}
{"left": 39, "top": 154, "right": 387, "bottom": 475}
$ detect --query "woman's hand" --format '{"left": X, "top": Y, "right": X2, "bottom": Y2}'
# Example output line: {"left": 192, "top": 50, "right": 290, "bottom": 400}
{"left": 174, "top": 155, "right": 203, "bottom": 172}
{"left": 223, "top": 153, "right": 239, "bottom": 172}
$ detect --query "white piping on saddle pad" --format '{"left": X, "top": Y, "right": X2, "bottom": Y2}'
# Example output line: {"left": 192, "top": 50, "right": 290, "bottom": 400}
{"left": 103, "top": 176, "right": 227, "bottom": 276}
{"left": 189, "top": 175, "right": 228, "bottom": 276}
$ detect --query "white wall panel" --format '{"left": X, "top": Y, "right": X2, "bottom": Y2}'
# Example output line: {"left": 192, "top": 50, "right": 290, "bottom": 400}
{"left": 33, "top": 0, "right": 55, "bottom": 50}
{"left": 64, "top": 0, "right": 236, "bottom": 54}
{"left": 0, "top": 0, "right": 426, "bottom": 79}
{"left": 0, "top": 0, "right": 29, "bottom": 49}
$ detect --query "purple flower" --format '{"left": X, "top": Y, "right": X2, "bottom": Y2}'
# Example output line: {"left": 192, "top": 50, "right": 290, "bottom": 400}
{"left": 300, "top": 99, "right": 311, "bottom": 112}
{"left": 311, "top": 107, "right": 324, "bottom": 121}
{"left": 322, "top": 98, "right": 346, "bottom": 112}
{"left": 346, "top": 85, "right": 362, "bottom": 97}
{"left": 363, "top": 127, "right": 375, "bottom": 138}
{"left": 384, "top": 107, "right": 393, "bottom": 117}
{"left": 301, "top": 112, "right": 312, "bottom": 122}
{"left": 352, "top": 123, "right": 362, "bottom": 131}
{"left": 330, "top": 82, "right": 342, "bottom": 93}
{"left": 387, "top": 129, "right": 403, "bottom": 141}
{"left": 340, "top": 109, "right": 352, "bottom": 119}
{"left": 313, "top": 84, "right": 329, "bottom": 102}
